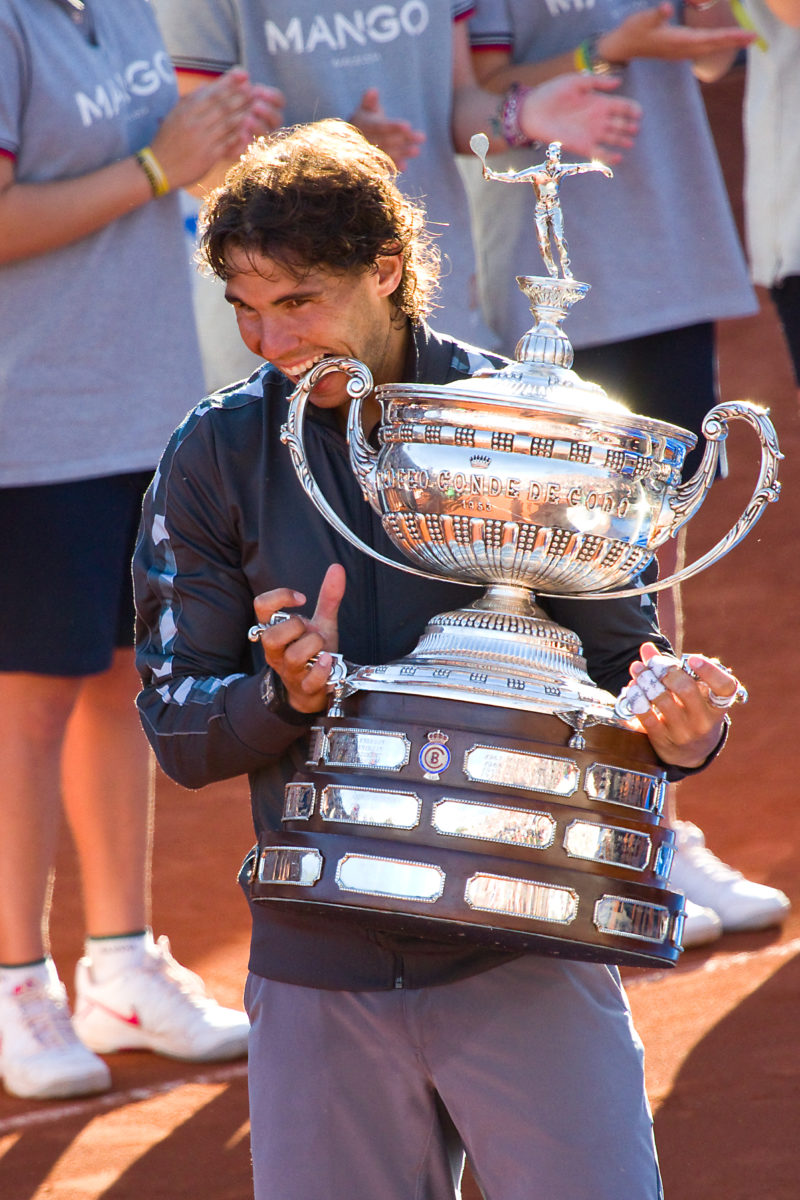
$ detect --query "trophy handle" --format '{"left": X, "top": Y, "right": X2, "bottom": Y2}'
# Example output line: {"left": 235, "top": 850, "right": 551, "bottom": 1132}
{"left": 280, "top": 357, "right": 453, "bottom": 583}
{"left": 654, "top": 400, "right": 782, "bottom": 591}
{"left": 551, "top": 400, "right": 782, "bottom": 601}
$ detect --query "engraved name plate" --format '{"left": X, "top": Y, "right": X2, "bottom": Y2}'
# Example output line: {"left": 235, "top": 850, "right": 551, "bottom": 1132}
{"left": 335, "top": 854, "right": 445, "bottom": 902}
{"left": 654, "top": 843, "right": 674, "bottom": 878}
{"left": 320, "top": 785, "right": 421, "bottom": 829}
{"left": 323, "top": 727, "right": 411, "bottom": 771}
{"left": 283, "top": 783, "right": 316, "bottom": 821}
{"left": 563, "top": 820, "right": 651, "bottom": 871}
{"left": 585, "top": 763, "right": 665, "bottom": 814}
{"left": 432, "top": 798, "right": 556, "bottom": 848}
{"left": 258, "top": 847, "right": 322, "bottom": 887}
{"left": 593, "top": 895, "right": 669, "bottom": 943}
{"left": 464, "top": 745, "right": 579, "bottom": 796}
{"left": 465, "top": 873, "right": 578, "bottom": 924}
{"left": 306, "top": 726, "right": 327, "bottom": 767}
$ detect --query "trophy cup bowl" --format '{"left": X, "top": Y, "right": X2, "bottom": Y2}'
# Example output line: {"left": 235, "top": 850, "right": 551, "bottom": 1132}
{"left": 283, "top": 305, "right": 781, "bottom": 607}
{"left": 251, "top": 143, "right": 782, "bottom": 967}
{"left": 278, "top": 336, "right": 780, "bottom": 730}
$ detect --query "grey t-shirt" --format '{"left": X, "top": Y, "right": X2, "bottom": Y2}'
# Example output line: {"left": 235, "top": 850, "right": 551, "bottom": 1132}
{"left": 742, "top": 0, "right": 800, "bottom": 287}
{"left": 462, "top": 0, "right": 757, "bottom": 354}
{"left": 0, "top": 0, "right": 205, "bottom": 487}
{"left": 151, "top": 0, "right": 496, "bottom": 348}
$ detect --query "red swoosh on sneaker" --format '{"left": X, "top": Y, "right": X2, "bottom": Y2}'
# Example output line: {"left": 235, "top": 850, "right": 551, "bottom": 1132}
{"left": 86, "top": 998, "right": 142, "bottom": 1027}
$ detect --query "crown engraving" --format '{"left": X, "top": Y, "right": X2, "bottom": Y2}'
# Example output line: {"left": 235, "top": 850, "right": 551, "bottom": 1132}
{"left": 425, "top": 730, "right": 449, "bottom": 745}
{"left": 469, "top": 454, "right": 491, "bottom": 469}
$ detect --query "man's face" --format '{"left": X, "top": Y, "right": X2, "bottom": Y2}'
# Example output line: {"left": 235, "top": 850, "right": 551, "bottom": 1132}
{"left": 223, "top": 247, "right": 406, "bottom": 410}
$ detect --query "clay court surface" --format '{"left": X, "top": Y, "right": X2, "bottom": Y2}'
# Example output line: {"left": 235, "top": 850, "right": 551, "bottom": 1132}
{"left": 2, "top": 71, "right": 798, "bottom": 1199}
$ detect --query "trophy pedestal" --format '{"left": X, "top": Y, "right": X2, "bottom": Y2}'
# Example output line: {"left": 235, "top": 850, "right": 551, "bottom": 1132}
{"left": 514, "top": 274, "right": 590, "bottom": 368}
{"left": 349, "top": 584, "right": 627, "bottom": 746}
{"left": 252, "top": 692, "right": 685, "bottom": 967}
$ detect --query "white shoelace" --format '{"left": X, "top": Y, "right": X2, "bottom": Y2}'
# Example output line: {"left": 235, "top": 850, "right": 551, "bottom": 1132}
{"left": 680, "top": 840, "right": 744, "bottom": 885}
{"left": 126, "top": 939, "right": 217, "bottom": 1033}
{"left": 11, "top": 979, "right": 79, "bottom": 1050}
{"left": 152, "top": 937, "right": 209, "bottom": 995}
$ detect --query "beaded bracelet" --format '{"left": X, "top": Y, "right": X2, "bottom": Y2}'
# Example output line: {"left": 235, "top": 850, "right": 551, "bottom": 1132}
{"left": 135, "top": 146, "right": 170, "bottom": 197}
{"left": 498, "top": 82, "right": 538, "bottom": 149}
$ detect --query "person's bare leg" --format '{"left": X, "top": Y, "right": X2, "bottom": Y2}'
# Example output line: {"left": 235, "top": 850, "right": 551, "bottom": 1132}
{"left": 63, "top": 649, "right": 250, "bottom": 1062}
{"left": 0, "top": 673, "right": 79, "bottom": 963}
{"left": 61, "top": 648, "right": 153, "bottom": 938}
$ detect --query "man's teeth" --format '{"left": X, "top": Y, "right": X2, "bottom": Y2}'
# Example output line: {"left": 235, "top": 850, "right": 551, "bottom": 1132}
{"left": 292, "top": 355, "right": 326, "bottom": 376}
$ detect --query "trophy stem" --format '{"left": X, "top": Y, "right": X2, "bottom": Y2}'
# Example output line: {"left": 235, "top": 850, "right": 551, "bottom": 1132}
{"left": 349, "top": 581, "right": 622, "bottom": 727}
{"left": 513, "top": 275, "right": 590, "bottom": 369}
{"left": 466, "top": 583, "right": 540, "bottom": 619}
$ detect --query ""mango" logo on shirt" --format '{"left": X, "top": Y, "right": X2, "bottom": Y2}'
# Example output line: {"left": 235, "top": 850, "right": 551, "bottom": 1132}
{"left": 264, "top": 2, "right": 430, "bottom": 55}
{"left": 75, "top": 52, "right": 174, "bottom": 127}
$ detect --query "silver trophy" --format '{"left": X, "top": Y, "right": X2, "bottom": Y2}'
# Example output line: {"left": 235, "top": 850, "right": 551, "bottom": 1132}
{"left": 252, "top": 139, "right": 782, "bottom": 966}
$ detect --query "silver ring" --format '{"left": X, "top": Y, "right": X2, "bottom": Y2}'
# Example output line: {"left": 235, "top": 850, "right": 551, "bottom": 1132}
{"left": 679, "top": 653, "right": 699, "bottom": 680}
{"left": 247, "top": 610, "right": 292, "bottom": 642}
{"left": 707, "top": 682, "right": 748, "bottom": 709}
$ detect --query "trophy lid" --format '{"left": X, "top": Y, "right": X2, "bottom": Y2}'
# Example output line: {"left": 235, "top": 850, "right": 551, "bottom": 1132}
{"left": 375, "top": 351, "right": 697, "bottom": 453}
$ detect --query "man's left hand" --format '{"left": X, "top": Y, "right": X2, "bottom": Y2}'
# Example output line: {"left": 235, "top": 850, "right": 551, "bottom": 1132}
{"left": 617, "top": 641, "right": 745, "bottom": 768}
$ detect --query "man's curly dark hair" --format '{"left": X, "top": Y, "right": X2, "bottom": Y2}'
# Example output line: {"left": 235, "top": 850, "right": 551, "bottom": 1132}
{"left": 199, "top": 119, "right": 441, "bottom": 323}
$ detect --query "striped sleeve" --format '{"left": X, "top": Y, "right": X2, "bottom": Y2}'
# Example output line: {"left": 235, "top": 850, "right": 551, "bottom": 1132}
{"left": 150, "top": 0, "right": 239, "bottom": 74}
{"left": 0, "top": 8, "right": 25, "bottom": 159}
{"left": 133, "top": 389, "right": 310, "bottom": 789}
{"left": 467, "top": 0, "right": 514, "bottom": 52}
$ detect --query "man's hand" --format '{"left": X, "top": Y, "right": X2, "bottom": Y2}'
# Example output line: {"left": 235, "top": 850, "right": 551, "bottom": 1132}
{"left": 239, "top": 82, "right": 286, "bottom": 148}
{"left": 348, "top": 88, "right": 426, "bottom": 171}
{"left": 152, "top": 69, "right": 284, "bottom": 190}
{"left": 617, "top": 641, "right": 744, "bottom": 768}
{"left": 520, "top": 74, "right": 641, "bottom": 164}
{"left": 598, "top": 2, "right": 756, "bottom": 65}
{"left": 251, "top": 564, "right": 346, "bottom": 714}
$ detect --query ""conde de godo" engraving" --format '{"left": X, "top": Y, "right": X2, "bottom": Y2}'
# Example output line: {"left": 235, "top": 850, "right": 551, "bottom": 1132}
{"left": 378, "top": 467, "right": 633, "bottom": 517}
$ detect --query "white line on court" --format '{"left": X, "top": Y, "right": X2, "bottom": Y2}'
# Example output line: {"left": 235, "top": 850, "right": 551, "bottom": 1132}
{"left": 625, "top": 934, "right": 800, "bottom": 989}
{"left": 0, "top": 1061, "right": 248, "bottom": 1136}
{"left": 3, "top": 938, "right": 799, "bottom": 1134}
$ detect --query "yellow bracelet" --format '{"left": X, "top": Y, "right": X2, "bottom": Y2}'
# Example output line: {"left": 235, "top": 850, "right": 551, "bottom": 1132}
{"left": 135, "top": 146, "right": 170, "bottom": 198}
{"left": 729, "top": 0, "right": 768, "bottom": 51}
{"left": 573, "top": 34, "right": 620, "bottom": 74}
{"left": 573, "top": 40, "right": 592, "bottom": 72}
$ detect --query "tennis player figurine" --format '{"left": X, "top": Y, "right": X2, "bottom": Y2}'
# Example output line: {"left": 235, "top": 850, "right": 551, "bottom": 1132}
{"left": 470, "top": 134, "right": 612, "bottom": 279}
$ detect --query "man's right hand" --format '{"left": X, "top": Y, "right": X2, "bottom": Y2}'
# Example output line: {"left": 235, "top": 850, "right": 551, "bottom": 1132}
{"left": 152, "top": 69, "right": 284, "bottom": 191}
{"left": 348, "top": 88, "right": 426, "bottom": 172}
{"left": 598, "top": 2, "right": 756, "bottom": 66}
{"left": 520, "top": 74, "right": 641, "bottom": 165}
{"left": 251, "top": 563, "right": 346, "bottom": 714}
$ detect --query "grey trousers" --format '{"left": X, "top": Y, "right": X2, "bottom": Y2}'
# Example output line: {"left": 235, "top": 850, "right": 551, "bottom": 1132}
{"left": 244, "top": 955, "right": 662, "bottom": 1200}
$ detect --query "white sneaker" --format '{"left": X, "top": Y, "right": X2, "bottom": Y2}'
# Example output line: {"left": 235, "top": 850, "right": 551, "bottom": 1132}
{"left": 671, "top": 821, "right": 791, "bottom": 933}
{"left": 73, "top": 932, "right": 249, "bottom": 1063}
{"left": 0, "top": 959, "right": 111, "bottom": 1100}
{"left": 679, "top": 899, "right": 723, "bottom": 949}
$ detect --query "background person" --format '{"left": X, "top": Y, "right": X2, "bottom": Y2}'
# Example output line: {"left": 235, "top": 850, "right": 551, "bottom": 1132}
{"left": 134, "top": 120, "right": 744, "bottom": 1199}
{"left": 462, "top": 0, "right": 790, "bottom": 946}
{"left": 742, "top": 0, "right": 800, "bottom": 390}
{"left": 0, "top": 0, "right": 272, "bottom": 1101}
{"left": 151, "top": 0, "right": 642, "bottom": 389}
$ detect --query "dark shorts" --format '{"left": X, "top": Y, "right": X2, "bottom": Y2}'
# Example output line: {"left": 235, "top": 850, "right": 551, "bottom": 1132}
{"left": 770, "top": 276, "right": 800, "bottom": 385}
{"left": 572, "top": 322, "right": 716, "bottom": 478}
{"left": 0, "top": 470, "right": 154, "bottom": 676}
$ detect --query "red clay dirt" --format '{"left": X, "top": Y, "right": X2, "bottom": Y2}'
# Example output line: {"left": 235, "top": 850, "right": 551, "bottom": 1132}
{"left": 1, "top": 68, "right": 798, "bottom": 1199}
